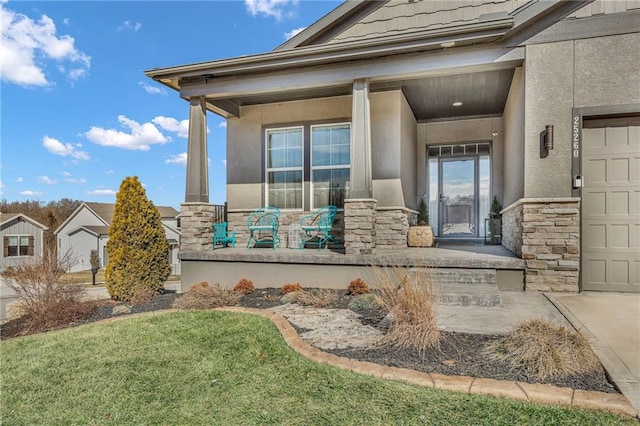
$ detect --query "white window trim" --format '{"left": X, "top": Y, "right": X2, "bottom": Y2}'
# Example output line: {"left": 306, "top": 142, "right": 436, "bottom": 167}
{"left": 6, "top": 234, "right": 32, "bottom": 258}
{"left": 310, "top": 122, "right": 351, "bottom": 210}
{"left": 264, "top": 125, "right": 304, "bottom": 211}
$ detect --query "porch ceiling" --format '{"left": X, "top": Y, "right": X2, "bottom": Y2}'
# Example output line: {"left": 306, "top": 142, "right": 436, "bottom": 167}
{"left": 224, "top": 68, "right": 515, "bottom": 122}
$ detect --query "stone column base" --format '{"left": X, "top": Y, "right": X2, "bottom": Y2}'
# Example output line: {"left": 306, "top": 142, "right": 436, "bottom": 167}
{"left": 344, "top": 199, "right": 377, "bottom": 255}
{"left": 180, "top": 203, "right": 219, "bottom": 251}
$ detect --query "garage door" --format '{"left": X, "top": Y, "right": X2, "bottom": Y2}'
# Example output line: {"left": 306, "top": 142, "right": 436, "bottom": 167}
{"left": 582, "top": 123, "right": 640, "bottom": 292}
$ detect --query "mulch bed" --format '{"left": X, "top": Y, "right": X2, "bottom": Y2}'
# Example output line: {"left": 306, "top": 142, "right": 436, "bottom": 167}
{"left": 0, "top": 288, "right": 618, "bottom": 395}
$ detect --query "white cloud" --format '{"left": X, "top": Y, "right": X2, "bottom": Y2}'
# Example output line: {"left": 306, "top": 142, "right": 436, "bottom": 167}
{"left": 284, "top": 26, "right": 305, "bottom": 40}
{"left": 37, "top": 175, "right": 56, "bottom": 185}
{"left": 165, "top": 152, "right": 188, "bottom": 166}
{"left": 105, "top": 169, "right": 115, "bottom": 175}
{"left": 16, "top": 176, "right": 24, "bottom": 182}
{"left": 65, "top": 178, "right": 86, "bottom": 184}
{"left": 86, "top": 189, "right": 116, "bottom": 196}
{"left": 63, "top": 18, "right": 70, "bottom": 26}
{"left": 0, "top": 180, "right": 4, "bottom": 188}
{"left": 43, "top": 136, "right": 90, "bottom": 160}
{"left": 117, "top": 21, "right": 142, "bottom": 32}
{"left": 138, "top": 81, "right": 167, "bottom": 95}
{"left": 245, "top": 0, "right": 298, "bottom": 20}
{"left": 152, "top": 116, "right": 188, "bottom": 138}
{"left": 218, "top": 122, "right": 227, "bottom": 128}
{"left": 20, "top": 190, "right": 43, "bottom": 197}
{"left": 85, "top": 115, "right": 168, "bottom": 151}
{"left": 62, "top": 171, "right": 72, "bottom": 177}
{"left": 0, "top": 4, "right": 91, "bottom": 87}
{"left": 221, "top": 159, "right": 227, "bottom": 167}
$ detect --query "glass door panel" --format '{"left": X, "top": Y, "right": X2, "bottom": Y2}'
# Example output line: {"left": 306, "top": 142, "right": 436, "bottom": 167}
{"left": 440, "top": 158, "right": 476, "bottom": 237}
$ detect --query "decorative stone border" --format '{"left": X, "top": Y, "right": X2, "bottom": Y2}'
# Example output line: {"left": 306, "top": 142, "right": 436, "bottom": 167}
{"left": 217, "top": 306, "right": 638, "bottom": 419}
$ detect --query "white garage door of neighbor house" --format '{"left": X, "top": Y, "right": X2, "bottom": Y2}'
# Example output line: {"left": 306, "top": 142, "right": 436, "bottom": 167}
{"left": 582, "top": 123, "right": 640, "bottom": 292}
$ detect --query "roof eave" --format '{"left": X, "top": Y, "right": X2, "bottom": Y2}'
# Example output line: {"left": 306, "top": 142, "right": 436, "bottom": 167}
{"left": 145, "top": 17, "right": 514, "bottom": 83}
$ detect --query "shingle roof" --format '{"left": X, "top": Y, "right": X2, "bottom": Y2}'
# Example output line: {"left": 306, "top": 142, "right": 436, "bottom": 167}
{"left": 84, "top": 202, "right": 179, "bottom": 225}
{"left": 0, "top": 212, "right": 49, "bottom": 230}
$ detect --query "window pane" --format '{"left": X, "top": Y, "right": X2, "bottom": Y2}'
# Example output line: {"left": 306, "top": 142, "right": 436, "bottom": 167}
{"left": 332, "top": 143, "right": 350, "bottom": 166}
{"left": 8, "top": 236, "right": 17, "bottom": 246}
{"left": 19, "top": 245, "right": 29, "bottom": 256}
{"left": 20, "top": 236, "right": 29, "bottom": 246}
{"left": 312, "top": 124, "right": 350, "bottom": 167}
{"left": 267, "top": 171, "right": 302, "bottom": 209}
{"left": 313, "top": 168, "right": 348, "bottom": 208}
{"left": 267, "top": 128, "right": 302, "bottom": 168}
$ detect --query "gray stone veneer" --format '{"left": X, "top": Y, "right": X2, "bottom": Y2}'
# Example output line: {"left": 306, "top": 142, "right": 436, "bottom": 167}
{"left": 376, "top": 208, "right": 411, "bottom": 250}
{"left": 180, "top": 203, "right": 219, "bottom": 251}
{"left": 344, "top": 199, "right": 377, "bottom": 255}
{"left": 502, "top": 198, "right": 581, "bottom": 292}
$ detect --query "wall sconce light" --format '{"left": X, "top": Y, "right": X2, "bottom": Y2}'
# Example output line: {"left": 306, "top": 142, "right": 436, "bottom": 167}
{"left": 540, "top": 125, "right": 554, "bottom": 158}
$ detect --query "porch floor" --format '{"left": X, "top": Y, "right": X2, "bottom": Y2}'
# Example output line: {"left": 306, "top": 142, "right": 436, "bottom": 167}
{"left": 183, "top": 243, "right": 523, "bottom": 270}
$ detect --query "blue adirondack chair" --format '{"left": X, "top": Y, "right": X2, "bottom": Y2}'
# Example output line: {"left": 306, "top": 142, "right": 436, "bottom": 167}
{"left": 246, "top": 206, "right": 281, "bottom": 249}
{"left": 299, "top": 205, "right": 338, "bottom": 250}
{"left": 212, "top": 222, "right": 236, "bottom": 249}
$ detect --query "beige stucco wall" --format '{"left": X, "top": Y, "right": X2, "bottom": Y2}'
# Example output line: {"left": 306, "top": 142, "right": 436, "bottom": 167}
{"left": 523, "top": 33, "right": 640, "bottom": 198}
{"left": 227, "top": 96, "right": 352, "bottom": 210}
{"left": 416, "top": 117, "right": 504, "bottom": 207}
{"left": 227, "top": 90, "right": 416, "bottom": 211}
{"left": 400, "top": 92, "right": 418, "bottom": 210}
{"left": 502, "top": 66, "right": 525, "bottom": 207}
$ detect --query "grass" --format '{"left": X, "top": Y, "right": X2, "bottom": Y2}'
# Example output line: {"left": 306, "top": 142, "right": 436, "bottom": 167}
{"left": 486, "top": 318, "right": 602, "bottom": 380}
{"left": 1, "top": 311, "right": 633, "bottom": 425}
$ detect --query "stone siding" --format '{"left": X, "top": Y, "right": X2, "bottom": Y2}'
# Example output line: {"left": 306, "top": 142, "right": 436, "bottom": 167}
{"left": 180, "top": 203, "right": 220, "bottom": 251}
{"left": 504, "top": 198, "right": 581, "bottom": 293}
{"left": 344, "top": 199, "right": 377, "bottom": 255}
{"left": 502, "top": 202, "right": 523, "bottom": 257}
{"left": 376, "top": 209, "right": 410, "bottom": 249}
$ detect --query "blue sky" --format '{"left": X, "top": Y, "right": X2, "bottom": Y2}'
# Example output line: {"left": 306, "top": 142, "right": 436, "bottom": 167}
{"left": 1, "top": 0, "right": 342, "bottom": 208}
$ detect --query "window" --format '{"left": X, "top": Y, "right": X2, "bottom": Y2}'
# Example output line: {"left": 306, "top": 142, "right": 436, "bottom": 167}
{"left": 266, "top": 127, "right": 303, "bottom": 209}
{"left": 311, "top": 123, "right": 350, "bottom": 209}
{"left": 5, "top": 235, "right": 32, "bottom": 257}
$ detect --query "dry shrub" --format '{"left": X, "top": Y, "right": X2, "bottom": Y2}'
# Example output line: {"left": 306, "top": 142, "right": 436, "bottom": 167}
{"left": 280, "top": 282, "right": 302, "bottom": 294}
{"left": 171, "top": 282, "right": 241, "bottom": 310}
{"left": 130, "top": 287, "right": 158, "bottom": 305}
{"left": 1, "top": 250, "right": 94, "bottom": 334}
{"left": 233, "top": 278, "right": 255, "bottom": 295}
{"left": 347, "top": 278, "right": 370, "bottom": 295}
{"left": 282, "top": 289, "right": 338, "bottom": 308}
{"left": 348, "top": 293, "right": 384, "bottom": 313}
{"left": 373, "top": 265, "right": 440, "bottom": 356}
{"left": 485, "top": 318, "right": 601, "bottom": 380}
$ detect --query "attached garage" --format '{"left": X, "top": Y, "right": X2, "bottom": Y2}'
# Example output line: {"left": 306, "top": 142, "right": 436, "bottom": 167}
{"left": 581, "top": 119, "right": 640, "bottom": 292}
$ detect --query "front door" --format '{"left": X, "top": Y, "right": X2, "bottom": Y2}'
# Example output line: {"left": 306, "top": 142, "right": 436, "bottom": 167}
{"left": 440, "top": 158, "right": 476, "bottom": 237}
{"left": 427, "top": 143, "right": 491, "bottom": 239}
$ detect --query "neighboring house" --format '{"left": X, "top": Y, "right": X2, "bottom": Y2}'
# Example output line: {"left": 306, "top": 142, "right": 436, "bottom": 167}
{"left": 146, "top": 0, "right": 639, "bottom": 293}
{"left": 55, "top": 203, "right": 181, "bottom": 274}
{"left": 0, "top": 213, "right": 48, "bottom": 270}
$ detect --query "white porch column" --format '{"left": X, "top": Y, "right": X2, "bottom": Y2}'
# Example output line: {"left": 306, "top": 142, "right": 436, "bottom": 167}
{"left": 350, "top": 79, "right": 372, "bottom": 198}
{"left": 185, "top": 97, "right": 209, "bottom": 203}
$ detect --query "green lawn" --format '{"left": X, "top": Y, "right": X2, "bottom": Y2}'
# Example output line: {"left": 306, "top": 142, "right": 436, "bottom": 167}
{"left": 1, "top": 311, "right": 633, "bottom": 425}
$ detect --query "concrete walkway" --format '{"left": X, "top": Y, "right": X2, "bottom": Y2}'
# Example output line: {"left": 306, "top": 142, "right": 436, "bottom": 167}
{"left": 546, "top": 292, "right": 640, "bottom": 415}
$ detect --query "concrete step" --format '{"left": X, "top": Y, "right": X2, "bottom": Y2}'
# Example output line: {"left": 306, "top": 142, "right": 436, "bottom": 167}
{"left": 406, "top": 267, "right": 501, "bottom": 307}
{"left": 436, "top": 283, "right": 501, "bottom": 307}
{"left": 429, "top": 268, "right": 498, "bottom": 286}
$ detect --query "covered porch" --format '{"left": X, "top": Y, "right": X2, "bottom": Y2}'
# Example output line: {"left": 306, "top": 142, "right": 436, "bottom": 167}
{"left": 180, "top": 243, "right": 525, "bottom": 306}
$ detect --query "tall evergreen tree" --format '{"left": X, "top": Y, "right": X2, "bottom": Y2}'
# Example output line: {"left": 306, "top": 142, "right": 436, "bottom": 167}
{"left": 105, "top": 176, "right": 171, "bottom": 301}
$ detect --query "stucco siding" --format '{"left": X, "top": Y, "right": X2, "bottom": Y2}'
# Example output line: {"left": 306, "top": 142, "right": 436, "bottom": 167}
{"left": 502, "top": 66, "right": 525, "bottom": 207}
{"left": 573, "top": 33, "right": 640, "bottom": 108}
{"left": 400, "top": 91, "right": 418, "bottom": 210}
{"left": 523, "top": 41, "right": 574, "bottom": 198}
{"left": 227, "top": 96, "right": 352, "bottom": 210}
